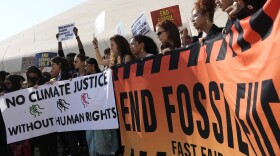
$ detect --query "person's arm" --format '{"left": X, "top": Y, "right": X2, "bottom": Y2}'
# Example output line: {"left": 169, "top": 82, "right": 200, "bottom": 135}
{"left": 56, "top": 33, "right": 65, "bottom": 57}
{"left": 73, "top": 27, "right": 86, "bottom": 55}
{"left": 92, "top": 38, "right": 110, "bottom": 66}
{"left": 226, "top": 0, "right": 266, "bottom": 19}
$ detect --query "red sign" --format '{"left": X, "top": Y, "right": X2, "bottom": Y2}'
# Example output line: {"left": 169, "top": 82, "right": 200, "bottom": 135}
{"left": 150, "top": 5, "right": 182, "bottom": 31}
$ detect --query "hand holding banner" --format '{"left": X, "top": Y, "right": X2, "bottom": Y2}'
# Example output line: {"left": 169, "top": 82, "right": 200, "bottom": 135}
{"left": 0, "top": 69, "right": 118, "bottom": 144}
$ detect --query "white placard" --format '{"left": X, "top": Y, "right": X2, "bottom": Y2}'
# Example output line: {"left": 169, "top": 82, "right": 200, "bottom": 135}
{"left": 58, "top": 23, "right": 75, "bottom": 41}
{"left": 0, "top": 69, "right": 118, "bottom": 144}
{"left": 94, "top": 11, "right": 105, "bottom": 36}
{"left": 115, "top": 22, "right": 125, "bottom": 36}
{"left": 131, "top": 13, "right": 152, "bottom": 36}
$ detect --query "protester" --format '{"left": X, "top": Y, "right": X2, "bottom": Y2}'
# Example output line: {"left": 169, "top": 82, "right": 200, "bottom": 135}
{"left": 56, "top": 27, "right": 86, "bottom": 76}
{"left": 155, "top": 19, "right": 181, "bottom": 54}
{"left": 51, "top": 56, "right": 71, "bottom": 81}
{"left": 130, "top": 34, "right": 159, "bottom": 59}
{"left": 85, "top": 58, "right": 101, "bottom": 75}
{"left": 26, "top": 66, "right": 60, "bottom": 156}
{"left": 92, "top": 35, "right": 134, "bottom": 66}
{"left": 71, "top": 53, "right": 90, "bottom": 156}
{"left": 4, "top": 74, "right": 31, "bottom": 156}
{"left": 50, "top": 56, "right": 72, "bottom": 156}
{"left": 50, "top": 68, "right": 59, "bottom": 80}
{"left": 102, "top": 48, "right": 111, "bottom": 69}
{"left": 84, "top": 57, "right": 101, "bottom": 156}
{"left": 180, "top": 28, "right": 192, "bottom": 47}
{"left": 26, "top": 66, "right": 46, "bottom": 87}
{"left": 191, "top": 0, "right": 223, "bottom": 44}
{"left": 72, "top": 54, "right": 87, "bottom": 77}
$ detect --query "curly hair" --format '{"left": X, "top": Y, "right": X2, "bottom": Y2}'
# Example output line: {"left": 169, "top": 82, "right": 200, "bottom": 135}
{"left": 110, "top": 35, "right": 133, "bottom": 65}
{"left": 156, "top": 20, "right": 181, "bottom": 51}
{"left": 193, "top": 0, "right": 217, "bottom": 23}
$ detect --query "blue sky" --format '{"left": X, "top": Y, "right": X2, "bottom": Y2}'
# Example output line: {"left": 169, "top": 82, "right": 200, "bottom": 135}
{"left": 0, "top": 0, "right": 87, "bottom": 41}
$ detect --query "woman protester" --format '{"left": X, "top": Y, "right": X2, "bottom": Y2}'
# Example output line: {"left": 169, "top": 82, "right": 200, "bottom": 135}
{"left": 85, "top": 58, "right": 101, "bottom": 75}
{"left": 72, "top": 54, "right": 87, "bottom": 78}
{"left": 130, "top": 34, "right": 159, "bottom": 59}
{"left": 71, "top": 53, "right": 90, "bottom": 156}
{"left": 26, "top": 66, "right": 59, "bottom": 156}
{"left": 4, "top": 74, "right": 31, "bottom": 156}
{"left": 155, "top": 19, "right": 181, "bottom": 54}
{"left": 191, "top": 0, "right": 223, "bottom": 44}
{"left": 92, "top": 34, "right": 134, "bottom": 66}
{"left": 51, "top": 56, "right": 71, "bottom": 81}
{"left": 84, "top": 57, "right": 102, "bottom": 156}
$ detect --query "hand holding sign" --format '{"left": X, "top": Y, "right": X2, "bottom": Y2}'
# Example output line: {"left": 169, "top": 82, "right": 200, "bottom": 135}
{"left": 58, "top": 23, "right": 75, "bottom": 42}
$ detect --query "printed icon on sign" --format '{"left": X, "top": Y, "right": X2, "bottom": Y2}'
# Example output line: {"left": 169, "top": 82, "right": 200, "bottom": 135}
{"left": 57, "top": 99, "right": 70, "bottom": 113}
{"left": 81, "top": 93, "right": 91, "bottom": 108}
{"left": 30, "top": 104, "right": 44, "bottom": 117}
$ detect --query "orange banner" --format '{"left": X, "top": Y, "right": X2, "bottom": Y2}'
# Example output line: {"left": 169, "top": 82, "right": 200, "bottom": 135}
{"left": 150, "top": 5, "right": 182, "bottom": 31}
{"left": 113, "top": 0, "right": 280, "bottom": 155}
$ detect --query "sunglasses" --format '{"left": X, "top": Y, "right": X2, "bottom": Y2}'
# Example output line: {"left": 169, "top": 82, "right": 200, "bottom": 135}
{"left": 156, "top": 31, "right": 166, "bottom": 36}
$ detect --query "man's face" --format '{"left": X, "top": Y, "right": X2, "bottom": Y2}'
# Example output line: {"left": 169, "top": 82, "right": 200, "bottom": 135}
{"left": 215, "top": 0, "right": 234, "bottom": 11}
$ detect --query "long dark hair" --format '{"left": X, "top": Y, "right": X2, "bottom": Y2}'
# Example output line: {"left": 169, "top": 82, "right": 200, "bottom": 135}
{"left": 133, "top": 35, "right": 159, "bottom": 56}
{"left": 75, "top": 54, "right": 87, "bottom": 62}
{"left": 156, "top": 20, "right": 181, "bottom": 51}
{"left": 51, "top": 56, "right": 70, "bottom": 72}
{"left": 86, "top": 58, "right": 101, "bottom": 73}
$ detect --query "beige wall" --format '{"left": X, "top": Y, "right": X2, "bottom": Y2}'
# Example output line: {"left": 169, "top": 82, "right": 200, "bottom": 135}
{"left": 0, "top": 0, "right": 228, "bottom": 73}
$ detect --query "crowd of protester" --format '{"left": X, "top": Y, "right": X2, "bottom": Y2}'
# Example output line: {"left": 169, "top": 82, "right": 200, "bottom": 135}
{"left": 0, "top": 0, "right": 266, "bottom": 155}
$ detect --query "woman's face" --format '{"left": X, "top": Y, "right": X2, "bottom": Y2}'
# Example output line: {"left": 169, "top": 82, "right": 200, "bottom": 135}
{"left": 5, "top": 79, "right": 12, "bottom": 89}
{"left": 73, "top": 56, "right": 84, "bottom": 69}
{"left": 215, "top": 0, "right": 234, "bottom": 11}
{"left": 51, "top": 62, "right": 60, "bottom": 73}
{"left": 191, "top": 9, "right": 207, "bottom": 30}
{"left": 85, "top": 63, "right": 95, "bottom": 74}
{"left": 130, "top": 38, "right": 142, "bottom": 55}
{"left": 110, "top": 40, "right": 118, "bottom": 54}
{"left": 156, "top": 26, "right": 168, "bottom": 44}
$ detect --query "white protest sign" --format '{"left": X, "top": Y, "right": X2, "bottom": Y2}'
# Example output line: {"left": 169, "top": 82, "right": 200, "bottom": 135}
{"left": 94, "top": 11, "right": 105, "bottom": 36}
{"left": 0, "top": 69, "right": 118, "bottom": 144}
{"left": 58, "top": 23, "right": 75, "bottom": 41}
{"left": 131, "top": 13, "right": 152, "bottom": 36}
{"left": 115, "top": 22, "right": 125, "bottom": 36}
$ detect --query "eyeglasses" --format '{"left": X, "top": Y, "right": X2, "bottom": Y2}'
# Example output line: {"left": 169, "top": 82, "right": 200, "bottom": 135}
{"left": 156, "top": 31, "right": 166, "bottom": 36}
